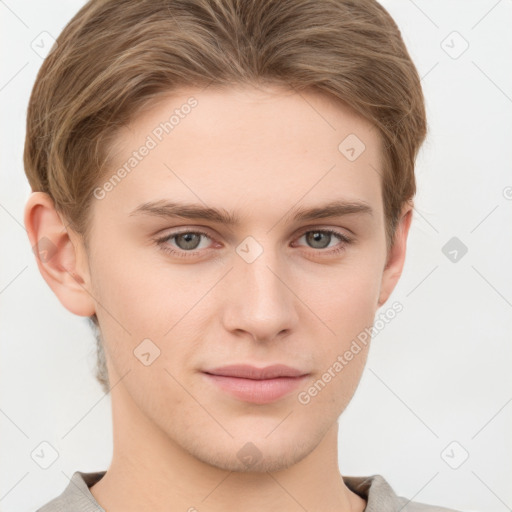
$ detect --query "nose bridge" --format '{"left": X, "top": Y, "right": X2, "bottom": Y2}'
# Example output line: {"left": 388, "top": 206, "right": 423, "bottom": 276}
{"left": 241, "top": 245, "right": 282, "bottom": 302}
{"left": 222, "top": 235, "right": 298, "bottom": 340}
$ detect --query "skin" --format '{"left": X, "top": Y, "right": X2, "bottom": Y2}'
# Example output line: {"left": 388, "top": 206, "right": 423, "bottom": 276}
{"left": 25, "top": 83, "right": 412, "bottom": 512}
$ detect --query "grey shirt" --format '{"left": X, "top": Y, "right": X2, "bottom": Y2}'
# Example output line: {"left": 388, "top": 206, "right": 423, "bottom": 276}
{"left": 36, "top": 470, "right": 461, "bottom": 512}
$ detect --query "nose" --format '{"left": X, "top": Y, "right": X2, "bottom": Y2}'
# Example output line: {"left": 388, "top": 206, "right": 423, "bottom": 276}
{"left": 220, "top": 244, "right": 299, "bottom": 343}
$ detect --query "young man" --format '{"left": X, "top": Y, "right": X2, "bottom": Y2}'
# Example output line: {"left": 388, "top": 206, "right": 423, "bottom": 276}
{"left": 24, "top": 0, "right": 460, "bottom": 510}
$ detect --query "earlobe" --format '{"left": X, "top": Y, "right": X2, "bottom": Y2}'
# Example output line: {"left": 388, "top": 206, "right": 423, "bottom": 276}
{"left": 24, "top": 191, "right": 96, "bottom": 317}
{"left": 377, "top": 204, "right": 413, "bottom": 308}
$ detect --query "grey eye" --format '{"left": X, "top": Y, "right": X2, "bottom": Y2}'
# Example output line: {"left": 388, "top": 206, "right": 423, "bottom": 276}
{"left": 304, "top": 231, "right": 334, "bottom": 249}
{"left": 174, "top": 233, "right": 203, "bottom": 250}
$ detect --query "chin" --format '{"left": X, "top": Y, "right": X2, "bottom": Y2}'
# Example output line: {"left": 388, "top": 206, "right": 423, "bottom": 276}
{"left": 189, "top": 437, "right": 316, "bottom": 474}
{"left": 170, "top": 416, "right": 327, "bottom": 474}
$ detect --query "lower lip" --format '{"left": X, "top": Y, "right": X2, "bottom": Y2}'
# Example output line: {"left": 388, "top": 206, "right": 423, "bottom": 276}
{"left": 203, "top": 373, "right": 308, "bottom": 404}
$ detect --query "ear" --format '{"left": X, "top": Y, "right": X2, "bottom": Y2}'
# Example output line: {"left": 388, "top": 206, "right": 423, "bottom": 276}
{"left": 377, "top": 202, "right": 413, "bottom": 307}
{"left": 24, "top": 191, "right": 96, "bottom": 317}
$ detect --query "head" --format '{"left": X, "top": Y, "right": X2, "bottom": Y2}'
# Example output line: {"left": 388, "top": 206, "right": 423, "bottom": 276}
{"left": 24, "top": 0, "right": 426, "bottom": 472}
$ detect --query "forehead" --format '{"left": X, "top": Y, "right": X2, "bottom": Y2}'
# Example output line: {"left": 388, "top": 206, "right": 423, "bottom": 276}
{"left": 97, "top": 84, "right": 384, "bottom": 224}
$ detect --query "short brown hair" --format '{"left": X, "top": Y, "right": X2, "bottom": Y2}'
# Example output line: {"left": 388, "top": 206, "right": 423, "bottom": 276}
{"left": 24, "top": 0, "right": 427, "bottom": 394}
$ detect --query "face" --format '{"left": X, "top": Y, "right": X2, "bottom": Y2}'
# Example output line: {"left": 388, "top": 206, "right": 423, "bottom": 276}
{"left": 31, "top": 84, "right": 410, "bottom": 473}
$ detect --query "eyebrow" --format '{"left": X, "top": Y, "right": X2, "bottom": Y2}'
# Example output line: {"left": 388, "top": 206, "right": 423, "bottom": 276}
{"left": 129, "top": 199, "right": 373, "bottom": 224}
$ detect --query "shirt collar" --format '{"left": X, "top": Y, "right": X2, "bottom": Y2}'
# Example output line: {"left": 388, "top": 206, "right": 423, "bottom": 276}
{"left": 40, "top": 470, "right": 404, "bottom": 512}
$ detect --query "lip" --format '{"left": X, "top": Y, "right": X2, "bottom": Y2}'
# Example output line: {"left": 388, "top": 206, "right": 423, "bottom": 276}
{"left": 202, "top": 364, "right": 309, "bottom": 404}
{"left": 204, "top": 364, "right": 307, "bottom": 379}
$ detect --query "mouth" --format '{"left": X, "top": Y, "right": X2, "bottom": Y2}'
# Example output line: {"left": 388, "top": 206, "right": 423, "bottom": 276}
{"left": 201, "top": 364, "right": 309, "bottom": 404}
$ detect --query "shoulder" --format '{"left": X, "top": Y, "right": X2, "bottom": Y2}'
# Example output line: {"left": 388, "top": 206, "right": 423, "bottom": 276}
{"left": 343, "top": 474, "right": 463, "bottom": 512}
{"left": 35, "top": 471, "right": 106, "bottom": 512}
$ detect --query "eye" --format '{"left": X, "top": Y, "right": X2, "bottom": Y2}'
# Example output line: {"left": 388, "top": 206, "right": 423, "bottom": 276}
{"left": 294, "top": 229, "right": 352, "bottom": 255}
{"left": 155, "top": 229, "right": 214, "bottom": 258}
{"left": 155, "top": 227, "right": 353, "bottom": 259}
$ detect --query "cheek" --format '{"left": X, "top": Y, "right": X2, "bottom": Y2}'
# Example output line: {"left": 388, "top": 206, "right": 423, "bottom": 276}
{"left": 293, "top": 253, "right": 382, "bottom": 400}
{"left": 296, "top": 333, "right": 370, "bottom": 416}
{"left": 88, "top": 238, "right": 206, "bottom": 373}
{"left": 301, "top": 258, "right": 382, "bottom": 338}
{"left": 86, "top": 238, "right": 163, "bottom": 372}
{"left": 89, "top": 234, "right": 180, "bottom": 328}
{"left": 298, "top": 283, "right": 373, "bottom": 413}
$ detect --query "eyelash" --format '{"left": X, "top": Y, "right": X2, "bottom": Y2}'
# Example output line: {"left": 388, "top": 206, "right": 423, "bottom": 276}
{"left": 154, "top": 228, "right": 353, "bottom": 259}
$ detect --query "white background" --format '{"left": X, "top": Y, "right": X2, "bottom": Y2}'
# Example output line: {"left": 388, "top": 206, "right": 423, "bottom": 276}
{"left": 1, "top": 1, "right": 511, "bottom": 511}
